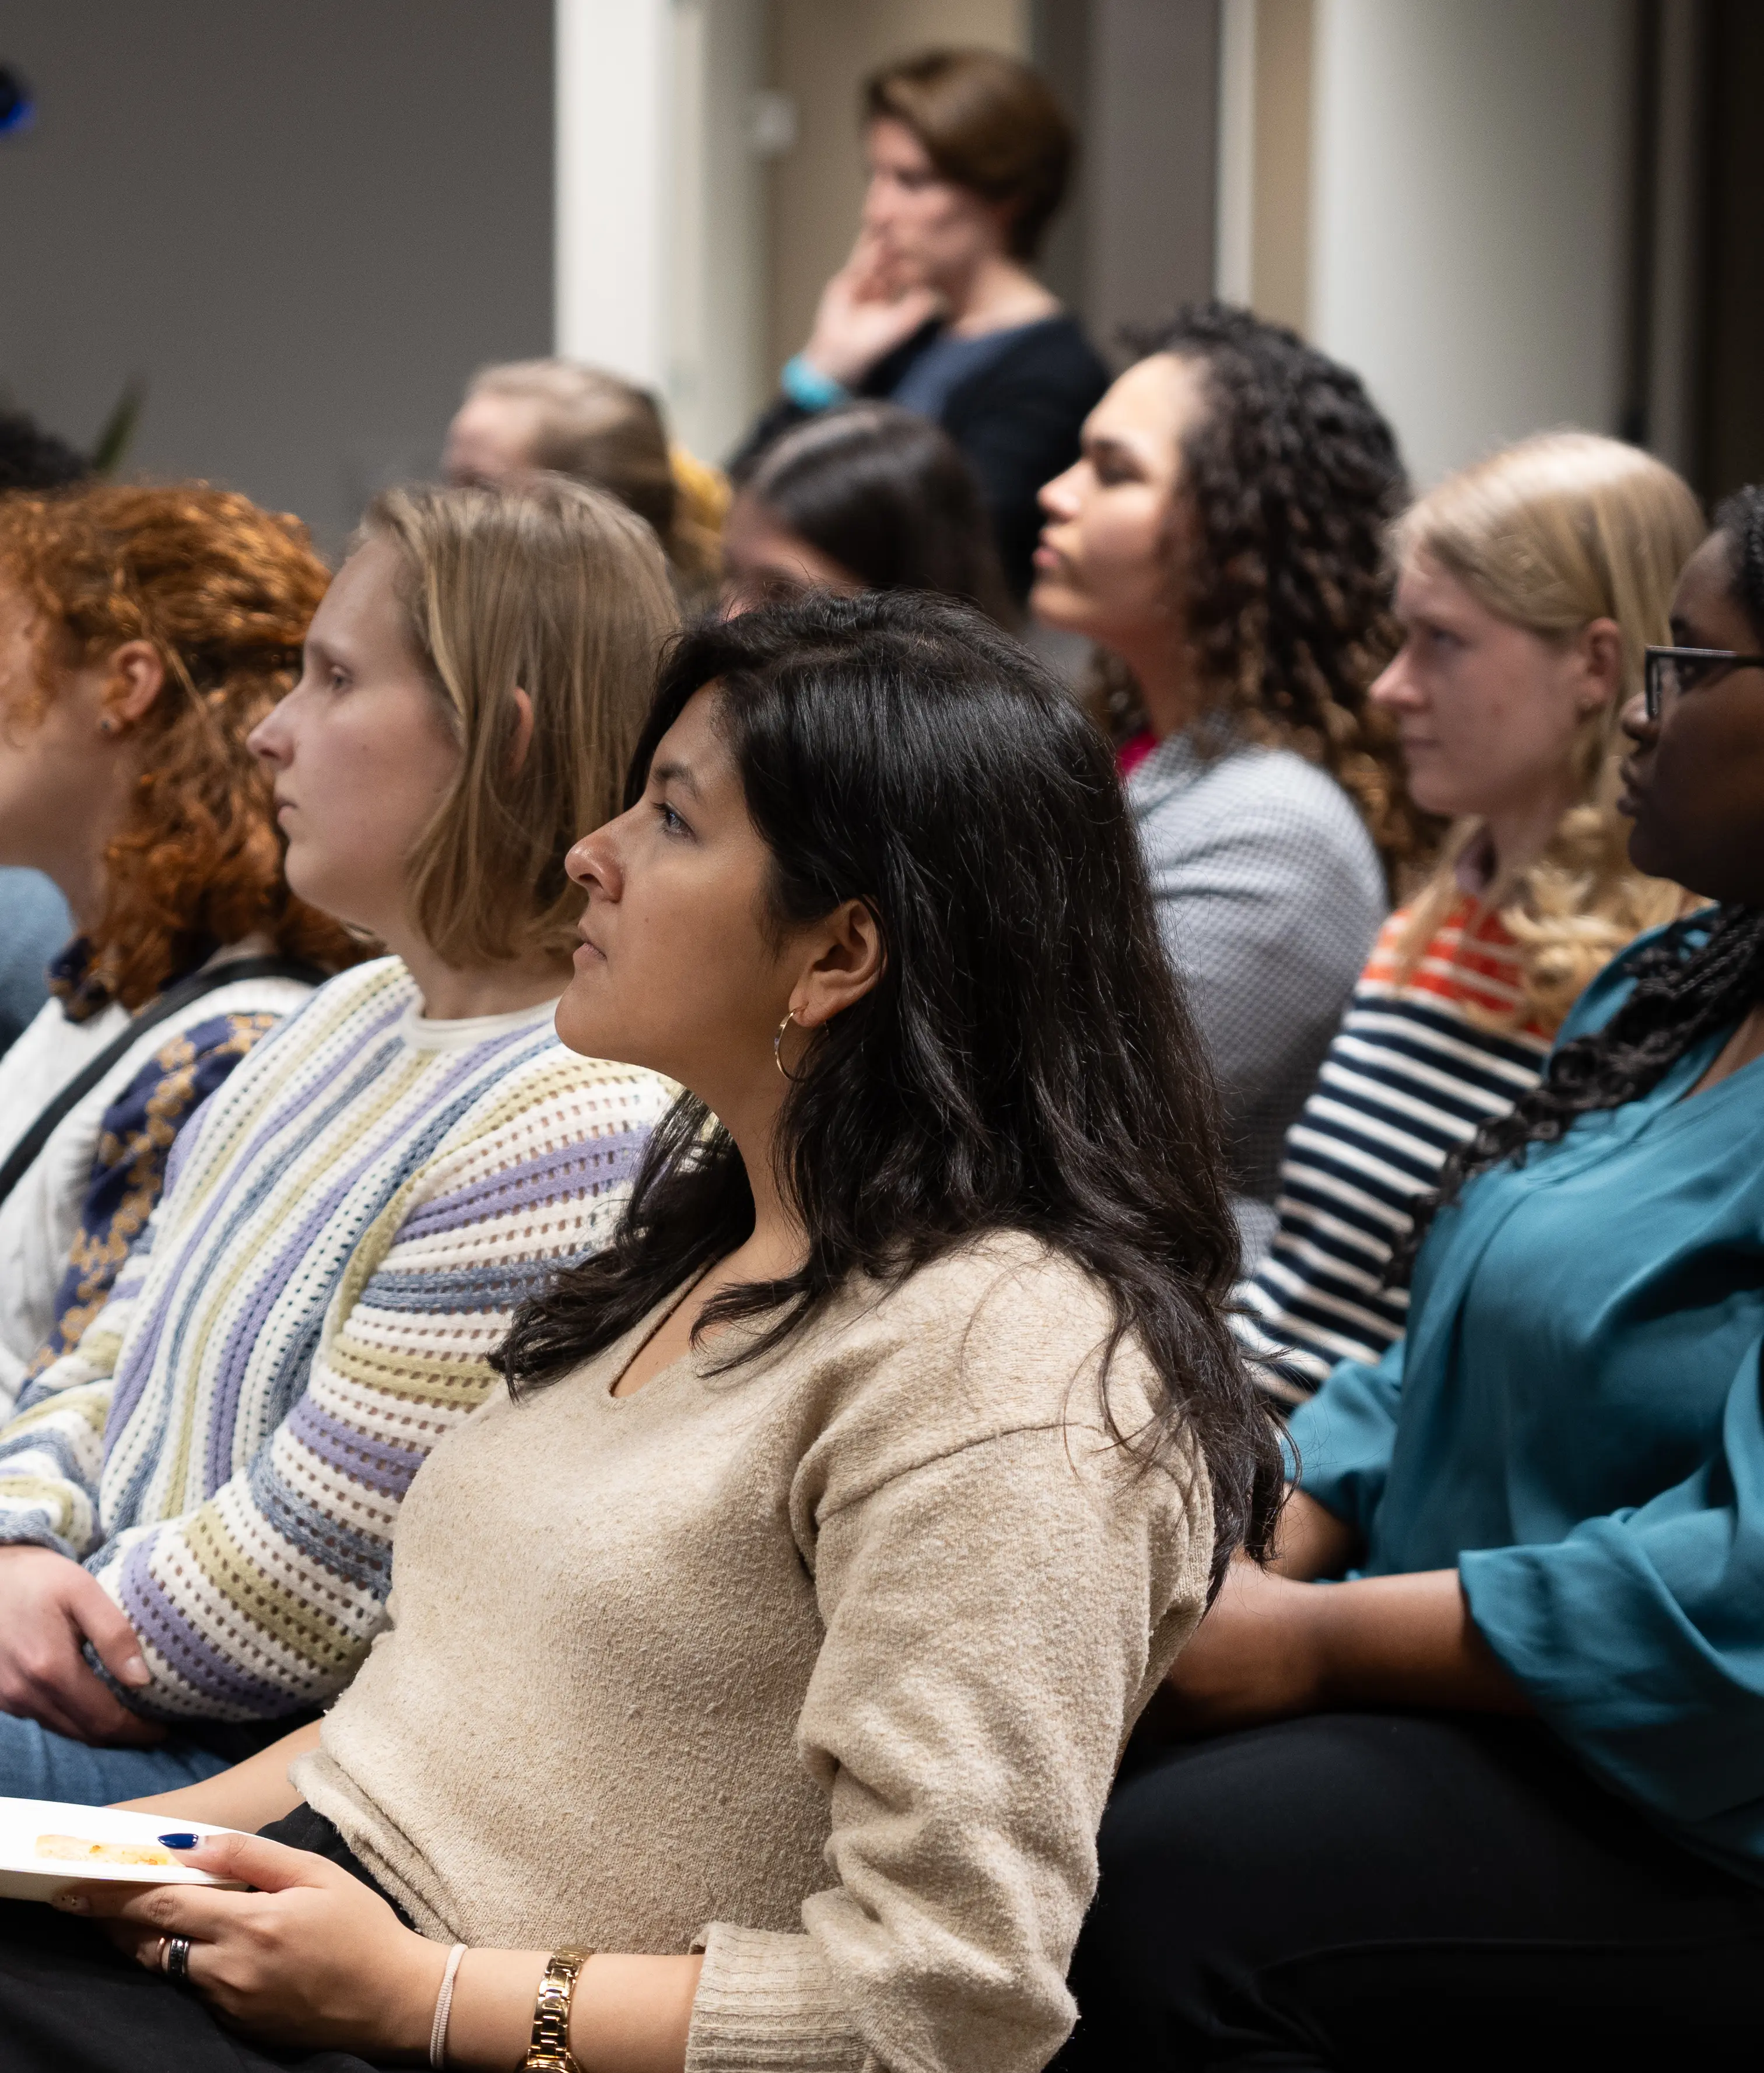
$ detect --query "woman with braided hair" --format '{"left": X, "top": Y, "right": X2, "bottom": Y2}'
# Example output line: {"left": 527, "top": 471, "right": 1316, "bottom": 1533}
{"left": 1053, "top": 493, "right": 1764, "bottom": 2065}
{"left": 1032, "top": 304, "right": 1422, "bottom": 1257}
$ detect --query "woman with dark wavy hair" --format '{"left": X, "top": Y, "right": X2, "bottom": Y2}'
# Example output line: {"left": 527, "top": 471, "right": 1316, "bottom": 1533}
{"left": 1032, "top": 303, "right": 1424, "bottom": 1256}
{"left": 1055, "top": 493, "right": 1764, "bottom": 2067}
{"left": 722, "top": 401, "right": 1015, "bottom": 624}
{"left": 0, "top": 483, "right": 360, "bottom": 1408}
{"left": 12, "top": 592, "right": 1282, "bottom": 2073}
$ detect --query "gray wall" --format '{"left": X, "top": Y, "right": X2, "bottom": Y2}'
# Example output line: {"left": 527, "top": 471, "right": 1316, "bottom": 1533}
{"left": 0, "top": 1, "right": 553, "bottom": 552}
{"left": 1033, "top": 0, "right": 1221, "bottom": 368}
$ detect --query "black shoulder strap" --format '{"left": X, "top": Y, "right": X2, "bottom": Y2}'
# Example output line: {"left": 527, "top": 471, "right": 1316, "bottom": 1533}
{"left": 0, "top": 956, "right": 327, "bottom": 1215}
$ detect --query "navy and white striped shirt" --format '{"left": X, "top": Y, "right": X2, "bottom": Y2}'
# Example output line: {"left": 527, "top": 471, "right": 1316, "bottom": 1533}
{"left": 1233, "top": 897, "right": 1551, "bottom": 1396}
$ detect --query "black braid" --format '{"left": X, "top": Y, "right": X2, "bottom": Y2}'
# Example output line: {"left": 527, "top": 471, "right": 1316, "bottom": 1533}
{"left": 1403, "top": 483, "right": 1764, "bottom": 1260}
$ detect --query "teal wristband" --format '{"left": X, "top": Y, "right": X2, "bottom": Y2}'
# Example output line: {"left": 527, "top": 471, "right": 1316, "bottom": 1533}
{"left": 781, "top": 355, "right": 850, "bottom": 413}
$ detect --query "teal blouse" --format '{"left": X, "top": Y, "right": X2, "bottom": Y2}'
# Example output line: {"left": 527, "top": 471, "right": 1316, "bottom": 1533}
{"left": 1288, "top": 918, "right": 1764, "bottom": 1883}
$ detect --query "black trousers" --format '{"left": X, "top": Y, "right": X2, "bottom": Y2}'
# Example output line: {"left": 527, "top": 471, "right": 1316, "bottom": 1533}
{"left": 0, "top": 1807, "right": 401, "bottom": 2072}
{"left": 1053, "top": 1713, "right": 1764, "bottom": 2072}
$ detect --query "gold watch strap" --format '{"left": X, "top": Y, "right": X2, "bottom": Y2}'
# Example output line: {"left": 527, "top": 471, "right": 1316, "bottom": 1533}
{"left": 521, "top": 1947, "right": 592, "bottom": 2072}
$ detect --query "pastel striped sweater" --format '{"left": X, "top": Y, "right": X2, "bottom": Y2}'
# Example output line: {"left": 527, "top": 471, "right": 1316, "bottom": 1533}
{"left": 0, "top": 957, "right": 672, "bottom": 1723}
{"left": 1232, "top": 896, "right": 1551, "bottom": 1397}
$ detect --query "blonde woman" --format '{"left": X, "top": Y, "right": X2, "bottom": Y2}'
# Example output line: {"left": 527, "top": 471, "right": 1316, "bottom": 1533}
{"left": 1236, "top": 433, "right": 1703, "bottom": 1392}
{"left": 444, "top": 359, "right": 725, "bottom": 608}
{"left": 0, "top": 479, "right": 678, "bottom": 1804}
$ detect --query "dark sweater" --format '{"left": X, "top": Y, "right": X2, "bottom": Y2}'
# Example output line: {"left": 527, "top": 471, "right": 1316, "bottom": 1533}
{"left": 732, "top": 314, "right": 1109, "bottom": 601}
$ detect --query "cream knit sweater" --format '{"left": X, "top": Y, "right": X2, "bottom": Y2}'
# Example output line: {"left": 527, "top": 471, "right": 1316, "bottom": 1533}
{"left": 293, "top": 1231, "right": 1213, "bottom": 2072}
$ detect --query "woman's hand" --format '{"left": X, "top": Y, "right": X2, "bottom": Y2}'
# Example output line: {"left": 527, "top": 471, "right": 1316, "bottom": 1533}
{"left": 55, "top": 1829, "right": 446, "bottom": 2057}
{"left": 800, "top": 231, "right": 942, "bottom": 387}
{"left": 1151, "top": 1558, "right": 1532, "bottom": 1739}
{"left": 1153, "top": 1557, "right": 1332, "bottom": 1735}
{"left": 0, "top": 1544, "right": 164, "bottom": 1745}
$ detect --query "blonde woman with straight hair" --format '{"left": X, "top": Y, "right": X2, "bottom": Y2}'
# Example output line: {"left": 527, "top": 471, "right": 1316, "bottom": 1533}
{"left": 0, "top": 478, "right": 679, "bottom": 1805}
{"left": 1236, "top": 432, "right": 1704, "bottom": 1392}
{"left": 445, "top": 359, "right": 725, "bottom": 607}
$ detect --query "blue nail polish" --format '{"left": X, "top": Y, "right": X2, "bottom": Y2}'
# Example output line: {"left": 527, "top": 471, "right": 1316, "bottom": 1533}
{"left": 157, "top": 1833, "right": 198, "bottom": 1848}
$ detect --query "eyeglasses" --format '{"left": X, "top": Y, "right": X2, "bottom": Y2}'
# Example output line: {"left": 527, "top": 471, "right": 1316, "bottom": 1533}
{"left": 1643, "top": 645, "right": 1764, "bottom": 722}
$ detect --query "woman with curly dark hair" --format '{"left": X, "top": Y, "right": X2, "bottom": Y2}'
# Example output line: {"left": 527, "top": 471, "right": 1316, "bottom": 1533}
{"left": 0, "top": 483, "right": 360, "bottom": 1409}
{"left": 1054, "top": 493, "right": 1764, "bottom": 2068}
{"left": 1032, "top": 303, "right": 1422, "bottom": 1255}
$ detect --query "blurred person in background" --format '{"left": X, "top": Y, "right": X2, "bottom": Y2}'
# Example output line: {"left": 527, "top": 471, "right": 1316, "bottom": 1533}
{"left": 1237, "top": 433, "right": 1703, "bottom": 1394}
{"left": 0, "top": 478, "right": 676, "bottom": 1804}
{"left": 0, "top": 406, "right": 89, "bottom": 1056}
{"left": 1032, "top": 303, "right": 1423, "bottom": 1258}
{"left": 0, "top": 483, "right": 359, "bottom": 1412}
{"left": 0, "top": 405, "right": 86, "bottom": 496}
{"left": 734, "top": 47, "right": 1106, "bottom": 604}
{"left": 1055, "top": 488, "right": 1764, "bottom": 2072}
{"left": 722, "top": 401, "right": 1015, "bottom": 624}
{"left": 445, "top": 358, "right": 725, "bottom": 608}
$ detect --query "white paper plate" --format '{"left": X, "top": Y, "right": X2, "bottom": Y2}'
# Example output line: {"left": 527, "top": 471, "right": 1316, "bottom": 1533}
{"left": 0, "top": 1797, "right": 247, "bottom": 1902}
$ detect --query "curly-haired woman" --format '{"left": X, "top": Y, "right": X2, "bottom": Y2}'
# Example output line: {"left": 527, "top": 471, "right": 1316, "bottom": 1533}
{"left": 1056, "top": 490, "right": 1764, "bottom": 2068}
{"left": 1237, "top": 433, "right": 1704, "bottom": 1393}
{"left": 0, "top": 478, "right": 677, "bottom": 1805}
{"left": 1032, "top": 304, "right": 1422, "bottom": 1254}
{"left": 0, "top": 483, "right": 361, "bottom": 1411}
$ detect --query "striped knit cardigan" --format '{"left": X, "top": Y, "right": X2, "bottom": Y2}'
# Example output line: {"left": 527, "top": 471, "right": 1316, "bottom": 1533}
{"left": 0, "top": 958, "right": 672, "bottom": 1723}
{"left": 1232, "top": 896, "right": 1552, "bottom": 1397}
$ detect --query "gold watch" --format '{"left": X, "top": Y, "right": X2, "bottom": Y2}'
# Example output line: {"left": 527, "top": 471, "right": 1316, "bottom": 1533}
{"left": 521, "top": 1948, "right": 592, "bottom": 2072}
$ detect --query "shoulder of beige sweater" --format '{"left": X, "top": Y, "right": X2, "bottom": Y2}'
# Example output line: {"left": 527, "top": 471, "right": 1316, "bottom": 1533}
{"left": 801, "top": 1230, "right": 1177, "bottom": 1500}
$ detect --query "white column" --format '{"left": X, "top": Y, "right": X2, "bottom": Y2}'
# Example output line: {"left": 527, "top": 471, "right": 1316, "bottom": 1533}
{"left": 555, "top": 0, "right": 672, "bottom": 388}
{"left": 1307, "top": 0, "right": 1634, "bottom": 486}
{"left": 1214, "top": 0, "right": 1257, "bottom": 306}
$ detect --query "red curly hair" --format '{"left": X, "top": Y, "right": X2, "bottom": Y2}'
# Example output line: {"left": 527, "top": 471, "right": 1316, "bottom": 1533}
{"left": 0, "top": 482, "right": 363, "bottom": 1009}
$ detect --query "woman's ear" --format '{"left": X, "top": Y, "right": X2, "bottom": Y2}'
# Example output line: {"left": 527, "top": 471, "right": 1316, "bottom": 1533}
{"left": 100, "top": 640, "right": 166, "bottom": 732}
{"left": 506, "top": 686, "right": 536, "bottom": 777}
{"left": 792, "top": 898, "right": 885, "bottom": 1030}
{"left": 1576, "top": 617, "right": 1623, "bottom": 716}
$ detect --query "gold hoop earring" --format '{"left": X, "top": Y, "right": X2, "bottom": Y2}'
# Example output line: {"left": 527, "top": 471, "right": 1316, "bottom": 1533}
{"left": 774, "top": 1009, "right": 809, "bottom": 1084}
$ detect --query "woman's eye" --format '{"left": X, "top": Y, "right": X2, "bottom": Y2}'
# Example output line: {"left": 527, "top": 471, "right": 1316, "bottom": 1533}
{"left": 655, "top": 801, "right": 690, "bottom": 837}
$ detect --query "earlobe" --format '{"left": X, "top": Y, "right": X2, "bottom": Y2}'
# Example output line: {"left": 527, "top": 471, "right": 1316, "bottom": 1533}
{"left": 792, "top": 899, "right": 886, "bottom": 1030}
{"left": 104, "top": 640, "right": 168, "bottom": 731}
{"left": 506, "top": 687, "right": 536, "bottom": 777}
{"left": 1579, "top": 618, "right": 1624, "bottom": 713}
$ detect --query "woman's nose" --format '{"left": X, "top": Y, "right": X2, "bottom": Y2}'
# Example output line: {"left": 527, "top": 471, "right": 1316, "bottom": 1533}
{"left": 1618, "top": 690, "right": 1655, "bottom": 747}
{"left": 1369, "top": 654, "right": 1417, "bottom": 710}
{"left": 566, "top": 825, "right": 622, "bottom": 896}
{"left": 1039, "top": 465, "right": 1079, "bottom": 517}
{"left": 246, "top": 711, "right": 285, "bottom": 766}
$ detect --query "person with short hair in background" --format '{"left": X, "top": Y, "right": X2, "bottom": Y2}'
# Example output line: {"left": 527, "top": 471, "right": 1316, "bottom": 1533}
{"left": 445, "top": 358, "right": 725, "bottom": 608}
{"left": 1033, "top": 303, "right": 1425, "bottom": 1260}
{"left": 0, "top": 477, "right": 678, "bottom": 1805}
{"left": 0, "top": 483, "right": 362, "bottom": 1412}
{"left": 1237, "top": 432, "right": 1705, "bottom": 1395}
{"left": 0, "top": 405, "right": 90, "bottom": 1057}
{"left": 1056, "top": 490, "right": 1764, "bottom": 2069}
{"left": 723, "top": 400, "right": 1015, "bottom": 625}
{"left": 734, "top": 46, "right": 1107, "bottom": 604}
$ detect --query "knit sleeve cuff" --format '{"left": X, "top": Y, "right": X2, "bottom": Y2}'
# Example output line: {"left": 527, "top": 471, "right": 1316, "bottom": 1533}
{"left": 780, "top": 355, "right": 850, "bottom": 413}
{"left": 686, "top": 1921, "right": 866, "bottom": 2072}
